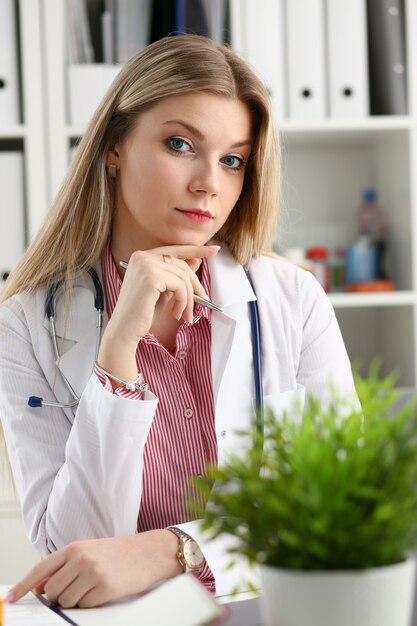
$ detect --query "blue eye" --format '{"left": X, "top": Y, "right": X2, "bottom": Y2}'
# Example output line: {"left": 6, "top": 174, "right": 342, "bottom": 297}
{"left": 222, "top": 155, "right": 245, "bottom": 170}
{"left": 168, "top": 137, "right": 191, "bottom": 152}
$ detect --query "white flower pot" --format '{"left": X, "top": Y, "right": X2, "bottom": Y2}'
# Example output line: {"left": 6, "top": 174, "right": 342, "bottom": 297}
{"left": 260, "top": 558, "right": 416, "bottom": 626}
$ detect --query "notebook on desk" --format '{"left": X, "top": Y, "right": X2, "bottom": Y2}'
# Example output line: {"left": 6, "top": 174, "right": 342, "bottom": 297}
{"left": 1, "top": 576, "right": 228, "bottom": 626}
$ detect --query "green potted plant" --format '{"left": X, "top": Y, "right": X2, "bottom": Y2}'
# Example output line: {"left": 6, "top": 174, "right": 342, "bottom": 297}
{"left": 198, "top": 366, "right": 417, "bottom": 626}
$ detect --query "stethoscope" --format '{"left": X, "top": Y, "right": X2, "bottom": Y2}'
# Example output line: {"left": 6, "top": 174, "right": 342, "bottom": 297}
{"left": 28, "top": 269, "right": 104, "bottom": 410}
{"left": 28, "top": 269, "right": 264, "bottom": 438}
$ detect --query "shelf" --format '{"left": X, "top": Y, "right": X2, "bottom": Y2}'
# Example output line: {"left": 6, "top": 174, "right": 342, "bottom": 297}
{"left": 66, "top": 126, "right": 85, "bottom": 139}
{"left": 329, "top": 291, "right": 416, "bottom": 308}
{"left": 0, "top": 125, "right": 27, "bottom": 139}
{"left": 280, "top": 117, "right": 412, "bottom": 146}
{"left": 280, "top": 116, "right": 412, "bottom": 134}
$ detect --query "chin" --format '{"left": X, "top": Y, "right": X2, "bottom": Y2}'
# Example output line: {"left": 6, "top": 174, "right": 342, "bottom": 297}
{"left": 165, "top": 234, "right": 213, "bottom": 247}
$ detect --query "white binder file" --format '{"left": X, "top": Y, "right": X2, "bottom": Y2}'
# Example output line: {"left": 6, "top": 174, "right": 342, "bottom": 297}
{"left": 285, "top": 0, "right": 326, "bottom": 119}
{"left": 0, "top": 152, "right": 25, "bottom": 285}
{"left": 327, "top": 0, "right": 369, "bottom": 118}
{"left": 0, "top": 0, "right": 20, "bottom": 124}
{"left": 235, "top": 0, "right": 286, "bottom": 120}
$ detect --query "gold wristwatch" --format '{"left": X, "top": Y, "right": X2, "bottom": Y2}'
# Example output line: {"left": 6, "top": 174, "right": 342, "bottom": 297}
{"left": 167, "top": 526, "right": 206, "bottom": 573}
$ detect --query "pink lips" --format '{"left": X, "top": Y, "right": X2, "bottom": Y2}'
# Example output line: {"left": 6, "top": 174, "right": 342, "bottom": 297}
{"left": 176, "top": 208, "right": 213, "bottom": 224}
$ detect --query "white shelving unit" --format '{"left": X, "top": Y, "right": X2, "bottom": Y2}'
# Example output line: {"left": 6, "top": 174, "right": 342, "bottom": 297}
{"left": 0, "top": 0, "right": 49, "bottom": 241}
{"left": 232, "top": 0, "right": 417, "bottom": 388}
{"left": 0, "top": 0, "right": 46, "bottom": 582}
{"left": 39, "top": 0, "right": 417, "bottom": 388}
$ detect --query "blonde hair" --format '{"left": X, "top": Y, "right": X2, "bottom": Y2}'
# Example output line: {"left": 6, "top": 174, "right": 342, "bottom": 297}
{"left": 1, "top": 34, "right": 280, "bottom": 303}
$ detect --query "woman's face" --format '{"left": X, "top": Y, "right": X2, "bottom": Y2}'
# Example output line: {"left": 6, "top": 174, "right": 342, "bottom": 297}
{"left": 108, "top": 92, "right": 252, "bottom": 253}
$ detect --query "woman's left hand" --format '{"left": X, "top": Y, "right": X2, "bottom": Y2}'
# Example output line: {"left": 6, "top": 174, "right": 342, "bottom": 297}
{"left": 7, "top": 530, "right": 181, "bottom": 608}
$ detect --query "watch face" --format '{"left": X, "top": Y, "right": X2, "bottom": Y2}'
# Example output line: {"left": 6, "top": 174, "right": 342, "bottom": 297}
{"left": 183, "top": 539, "right": 205, "bottom": 570}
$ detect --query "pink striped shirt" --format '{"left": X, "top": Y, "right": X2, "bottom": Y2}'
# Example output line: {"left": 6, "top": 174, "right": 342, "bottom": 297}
{"left": 96, "top": 243, "right": 217, "bottom": 589}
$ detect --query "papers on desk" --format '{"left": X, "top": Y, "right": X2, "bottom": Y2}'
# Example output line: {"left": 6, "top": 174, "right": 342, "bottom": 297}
{"left": 1, "top": 575, "right": 227, "bottom": 626}
{"left": 0, "top": 586, "right": 64, "bottom": 625}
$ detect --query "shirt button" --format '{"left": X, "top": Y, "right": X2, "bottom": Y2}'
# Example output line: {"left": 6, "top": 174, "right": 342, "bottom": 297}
{"left": 177, "top": 350, "right": 187, "bottom": 360}
{"left": 221, "top": 430, "right": 227, "bottom": 438}
{"left": 184, "top": 408, "right": 194, "bottom": 419}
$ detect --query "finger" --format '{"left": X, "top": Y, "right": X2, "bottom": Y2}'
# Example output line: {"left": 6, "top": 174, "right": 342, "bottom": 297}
{"left": 8, "top": 551, "right": 68, "bottom": 603}
{"left": 186, "top": 258, "right": 202, "bottom": 273}
{"left": 33, "top": 578, "right": 49, "bottom": 594}
{"left": 43, "top": 561, "right": 79, "bottom": 604}
{"left": 55, "top": 574, "right": 96, "bottom": 609}
{"left": 159, "top": 257, "right": 207, "bottom": 299}
{"left": 150, "top": 257, "right": 206, "bottom": 304}
{"left": 164, "top": 278, "right": 189, "bottom": 322}
{"left": 151, "top": 244, "right": 220, "bottom": 261}
{"left": 77, "top": 584, "right": 112, "bottom": 609}
{"left": 172, "top": 276, "right": 194, "bottom": 323}
{"left": 126, "top": 250, "right": 207, "bottom": 300}
{"left": 159, "top": 260, "right": 195, "bottom": 322}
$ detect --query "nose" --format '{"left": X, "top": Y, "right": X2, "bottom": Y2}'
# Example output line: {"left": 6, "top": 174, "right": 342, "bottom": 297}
{"left": 188, "top": 159, "right": 220, "bottom": 197}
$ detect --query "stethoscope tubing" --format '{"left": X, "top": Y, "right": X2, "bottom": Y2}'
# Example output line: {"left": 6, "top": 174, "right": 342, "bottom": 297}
{"left": 245, "top": 272, "right": 264, "bottom": 438}
{"left": 28, "top": 269, "right": 264, "bottom": 428}
{"left": 28, "top": 269, "right": 104, "bottom": 409}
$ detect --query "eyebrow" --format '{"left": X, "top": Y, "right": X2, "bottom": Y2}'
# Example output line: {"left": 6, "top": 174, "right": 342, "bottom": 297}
{"left": 162, "top": 119, "right": 252, "bottom": 149}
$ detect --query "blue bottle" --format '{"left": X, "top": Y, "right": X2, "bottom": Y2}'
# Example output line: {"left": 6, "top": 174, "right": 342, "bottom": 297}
{"left": 356, "top": 188, "right": 387, "bottom": 280}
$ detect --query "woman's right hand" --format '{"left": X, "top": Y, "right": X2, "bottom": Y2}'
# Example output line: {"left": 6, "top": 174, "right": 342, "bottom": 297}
{"left": 7, "top": 531, "right": 182, "bottom": 608}
{"left": 97, "top": 244, "right": 220, "bottom": 383}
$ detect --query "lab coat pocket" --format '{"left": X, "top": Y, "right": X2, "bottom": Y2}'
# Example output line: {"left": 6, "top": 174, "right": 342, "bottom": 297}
{"left": 263, "top": 384, "right": 306, "bottom": 425}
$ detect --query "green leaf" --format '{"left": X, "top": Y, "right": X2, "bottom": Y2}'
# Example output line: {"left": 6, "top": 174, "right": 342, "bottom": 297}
{"left": 191, "top": 361, "right": 417, "bottom": 570}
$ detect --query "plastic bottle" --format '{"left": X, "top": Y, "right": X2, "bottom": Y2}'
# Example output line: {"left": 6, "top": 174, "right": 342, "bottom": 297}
{"left": 356, "top": 188, "right": 387, "bottom": 279}
{"left": 345, "top": 236, "right": 377, "bottom": 284}
{"left": 306, "top": 247, "right": 330, "bottom": 291}
{"left": 329, "top": 248, "right": 345, "bottom": 291}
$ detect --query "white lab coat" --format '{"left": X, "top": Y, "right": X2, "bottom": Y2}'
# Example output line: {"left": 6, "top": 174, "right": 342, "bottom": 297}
{"left": 0, "top": 247, "right": 356, "bottom": 595}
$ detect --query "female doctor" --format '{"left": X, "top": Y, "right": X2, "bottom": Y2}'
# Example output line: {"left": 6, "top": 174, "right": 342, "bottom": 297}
{"left": 1, "top": 35, "right": 356, "bottom": 608}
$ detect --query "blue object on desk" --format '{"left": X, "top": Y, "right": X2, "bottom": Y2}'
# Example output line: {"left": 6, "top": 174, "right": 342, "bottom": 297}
{"left": 35, "top": 594, "right": 79, "bottom": 625}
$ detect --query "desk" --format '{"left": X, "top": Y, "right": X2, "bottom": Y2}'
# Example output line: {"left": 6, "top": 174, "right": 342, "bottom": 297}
{"left": 2, "top": 583, "right": 263, "bottom": 626}
{"left": 219, "top": 593, "right": 262, "bottom": 626}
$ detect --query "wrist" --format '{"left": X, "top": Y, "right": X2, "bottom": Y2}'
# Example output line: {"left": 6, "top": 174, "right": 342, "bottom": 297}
{"left": 98, "top": 327, "right": 139, "bottom": 386}
{"left": 161, "top": 529, "right": 184, "bottom": 578}
{"left": 102, "top": 318, "right": 142, "bottom": 356}
{"left": 95, "top": 363, "right": 148, "bottom": 394}
{"left": 137, "top": 529, "right": 183, "bottom": 583}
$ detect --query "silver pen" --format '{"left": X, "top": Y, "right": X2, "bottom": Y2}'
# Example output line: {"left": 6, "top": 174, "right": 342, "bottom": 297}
{"left": 119, "top": 260, "right": 223, "bottom": 312}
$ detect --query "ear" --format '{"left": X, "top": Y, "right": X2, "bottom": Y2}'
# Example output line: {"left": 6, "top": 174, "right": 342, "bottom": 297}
{"left": 106, "top": 146, "right": 120, "bottom": 168}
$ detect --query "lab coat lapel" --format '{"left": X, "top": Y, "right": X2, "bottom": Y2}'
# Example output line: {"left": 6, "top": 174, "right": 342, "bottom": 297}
{"left": 208, "top": 250, "right": 256, "bottom": 443}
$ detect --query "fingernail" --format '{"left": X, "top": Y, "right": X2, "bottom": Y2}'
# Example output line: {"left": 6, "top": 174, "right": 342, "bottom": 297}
{"left": 5, "top": 590, "right": 15, "bottom": 603}
{"left": 208, "top": 245, "right": 221, "bottom": 251}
